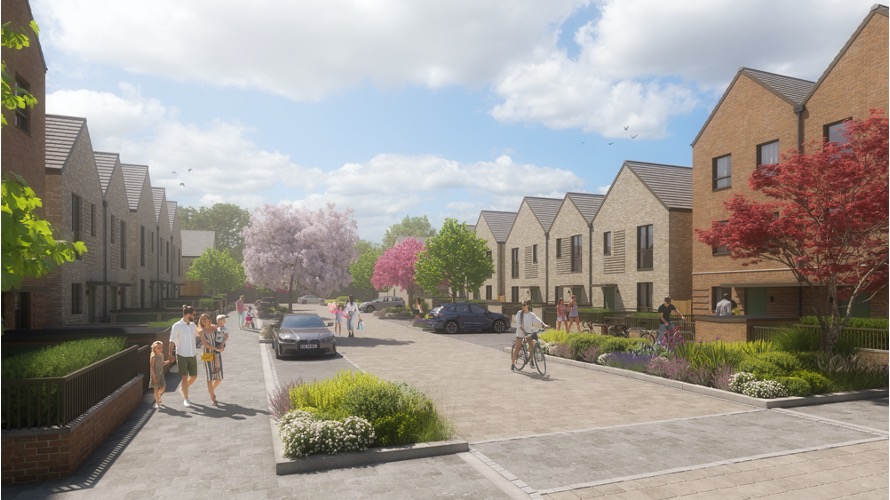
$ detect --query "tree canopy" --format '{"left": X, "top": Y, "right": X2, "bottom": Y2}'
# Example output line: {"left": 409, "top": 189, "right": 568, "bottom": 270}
{"left": 382, "top": 215, "right": 436, "bottom": 248}
{"left": 371, "top": 237, "right": 424, "bottom": 306}
{"left": 186, "top": 247, "right": 245, "bottom": 296}
{"left": 179, "top": 203, "right": 250, "bottom": 261}
{"left": 349, "top": 241, "right": 382, "bottom": 294}
{"left": 241, "top": 203, "right": 358, "bottom": 308}
{"left": 414, "top": 218, "right": 493, "bottom": 301}
{"left": 697, "top": 110, "right": 888, "bottom": 352}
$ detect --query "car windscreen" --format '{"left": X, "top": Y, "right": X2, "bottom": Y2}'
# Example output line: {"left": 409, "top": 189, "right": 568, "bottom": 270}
{"left": 281, "top": 316, "right": 325, "bottom": 328}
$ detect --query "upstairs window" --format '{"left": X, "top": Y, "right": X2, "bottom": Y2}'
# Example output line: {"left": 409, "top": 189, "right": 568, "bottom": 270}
{"left": 757, "top": 140, "right": 779, "bottom": 167}
{"left": 825, "top": 119, "right": 851, "bottom": 149}
{"left": 712, "top": 221, "right": 730, "bottom": 255}
{"left": 603, "top": 231, "right": 612, "bottom": 256}
{"left": 555, "top": 238, "right": 562, "bottom": 259}
{"left": 637, "top": 224, "right": 653, "bottom": 270}
{"left": 712, "top": 154, "right": 731, "bottom": 190}
{"left": 14, "top": 77, "right": 31, "bottom": 133}
{"left": 571, "top": 235, "right": 582, "bottom": 272}
{"left": 532, "top": 244, "right": 538, "bottom": 264}
{"left": 511, "top": 248, "right": 519, "bottom": 278}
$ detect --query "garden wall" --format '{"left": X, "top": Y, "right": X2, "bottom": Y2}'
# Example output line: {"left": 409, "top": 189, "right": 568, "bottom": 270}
{"left": 1, "top": 375, "right": 143, "bottom": 485}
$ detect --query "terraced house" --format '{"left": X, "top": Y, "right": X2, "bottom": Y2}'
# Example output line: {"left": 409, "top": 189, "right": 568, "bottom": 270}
{"left": 503, "top": 197, "right": 562, "bottom": 303}
{"left": 548, "top": 192, "right": 605, "bottom": 304}
{"left": 474, "top": 210, "right": 517, "bottom": 302}
{"left": 691, "top": 5, "right": 889, "bottom": 342}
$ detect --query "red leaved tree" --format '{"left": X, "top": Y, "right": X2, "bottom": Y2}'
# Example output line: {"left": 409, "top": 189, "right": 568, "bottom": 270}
{"left": 371, "top": 237, "right": 424, "bottom": 308}
{"left": 698, "top": 110, "right": 888, "bottom": 352}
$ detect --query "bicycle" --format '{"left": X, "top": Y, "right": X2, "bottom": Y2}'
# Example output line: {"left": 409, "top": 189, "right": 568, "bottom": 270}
{"left": 512, "top": 328, "right": 547, "bottom": 376}
{"left": 642, "top": 323, "right": 683, "bottom": 347}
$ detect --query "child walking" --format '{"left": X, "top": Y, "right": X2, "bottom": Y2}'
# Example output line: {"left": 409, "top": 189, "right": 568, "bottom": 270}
{"left": 334, "top": 304, "right": 345, "bottom": 336}
{"left": 149, "top": 341, "right": 171, "bottom": 409}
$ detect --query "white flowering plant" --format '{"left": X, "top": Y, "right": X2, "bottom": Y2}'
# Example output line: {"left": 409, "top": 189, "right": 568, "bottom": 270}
{"left": 278, "top": 409, "right": 375, "bottom": 458}
{"left": 740, "top": 379, "right": 790, "bottom": 398}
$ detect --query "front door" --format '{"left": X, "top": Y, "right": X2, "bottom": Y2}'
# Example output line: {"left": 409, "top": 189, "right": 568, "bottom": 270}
{"left": 603, "top": 286, "right": 615, "bottom": 311}
{"left": 745, "top": 288, "right": 768, "bottom": 316}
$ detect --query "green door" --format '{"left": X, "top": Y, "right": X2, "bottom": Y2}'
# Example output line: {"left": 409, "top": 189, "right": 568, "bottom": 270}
{"left": 745, "top": 288, "right": 768, "bottom": 316}
{"left": 603, "top": 287, "right": 615, "bottom": 311}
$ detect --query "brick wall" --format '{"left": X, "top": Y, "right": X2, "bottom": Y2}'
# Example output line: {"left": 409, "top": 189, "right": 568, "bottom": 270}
{"left": 1, "top": 376, "right": 143, "bottom": 485}
{"left": 504, "top": 202, "right": 549, "bottom": 303}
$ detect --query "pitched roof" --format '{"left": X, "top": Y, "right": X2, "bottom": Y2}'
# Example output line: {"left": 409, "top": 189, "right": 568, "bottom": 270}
{"left": 624, "top": 161, "right": 692, "bottom": 210}
{"left": 802, "top": 4, "right": 889, "bottom": 107}
{"left": 94, "top": 151, "right": 120, "bottom": 195}
{"left": 45, "top": 115, "right": 87, "bottom": 171}
{"left": 151, "top": 187, "right": 166, "bottom": 224}
{"left": 524, "top": 197, "right": 563, "bottom": 232}
{"left": 478, "top": 211, "right": 517, "bottom": 243}
{"left": 120, "top": 164, "right": 149, "bottom": 211}
{"left": 565, "top": 192, "right": 605, "bottom": 224}
{"left": 181, "top": 230, "right": 215, "bottom": 257}
{"left": 166, "top": 201, "right": 178, "bottom": 231}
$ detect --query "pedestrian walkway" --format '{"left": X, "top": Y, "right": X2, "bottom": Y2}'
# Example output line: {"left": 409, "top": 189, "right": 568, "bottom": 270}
{"left": 2, "top": 307, "right": 887, "bottom": 499}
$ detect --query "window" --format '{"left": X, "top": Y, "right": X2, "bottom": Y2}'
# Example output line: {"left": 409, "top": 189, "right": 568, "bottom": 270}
{"left": 166, "top": 241, "right": 171, "bottom": 273}
{"left": 711, "top": 286, "right": 733, "bottom": 312}
{"left": 637, "top": 225, "right": 653, "bottom": 270}
{"left": 571, "top": 234, "right": 582, "bottom": 272}
{"left": 90, "top": 204, "right": 96, "bottom": 237}
{"left": 486, "top": 250, "right": 493, "bottom": 277}
{"left": 140, "top": 226, "right": 146, "bottom": 267}
{"left": 14, "top": 77, "right": 30, "bottom": 132}
{"left": 532, "top": 244, "right": 538, "bottom": 264}
{"left": 603, "top": 231, "right": 612, "bottom": 256}
{"left": 511, "top": 248, "right": 519, "bottom": 278}
{"left": 151, "top": 231, "right": 155, "bottom": 253}
{"left": 712, "top": 154, "right": 731, "bottom": 190}
{"left": 71, "top": 194, "right": 82, "bottom": 240}
{"left": 555, "top": 238, "right": 562, "bottom": 258}
{"left": 110, "top": 215, "right": 117, "bottom": 244}
{"left": 120, "top": 221, "right": 127, "bottom": 268}
{"left": 71, "top": 283, "right": 83, "bottom": 314}
{"left": 486, "top": 285, "right": 492, "bottom": 301}
{"left": 511, "top": 286, "right": 519, "bottom": 303}
{"left": 757, "top": 140, "right": 779, "bottom": 167}
{"left": 825, "top": 119, "right": 850, "bottom": 145}
{"left": 712, "top": 221, "right": 730, "bottom": 255}
{"left": 637, "top": 283, "right": 653, "bottom": 311}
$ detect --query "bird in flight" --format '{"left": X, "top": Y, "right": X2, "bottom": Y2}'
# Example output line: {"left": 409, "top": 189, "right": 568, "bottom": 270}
{"left": 623, "top": 125, "right": 629, "bottom": 130}
{"left": 608, "top": 142, "right": 615, "bottom": 145}
{"left": 188, "top": 168, "right": 193, "bottom": 172}
{"left": 171, "top": 170, "right": 177, "bottom": 175}
{"left": 630, "top": 134, "right": 638, "bottom": 139}
{"left": 179, "top": 182, "right": 185, "bottom": 187}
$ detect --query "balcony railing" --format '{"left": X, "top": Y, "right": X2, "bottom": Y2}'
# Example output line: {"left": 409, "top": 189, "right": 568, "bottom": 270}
{"left": 1, "top": 345, "right": 148, "bottom": 430}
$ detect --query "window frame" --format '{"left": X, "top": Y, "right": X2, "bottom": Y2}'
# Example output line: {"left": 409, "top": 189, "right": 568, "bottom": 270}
{"left": 555, "top": 238, "right": 562, "bottom": 259}
{"left": 511, "top": 247, "right": 519, "bottom": 279}
{"left": 71, "top": 283, "right": 83, "bottom": 314}
{"left": 756, "top": 140, "right": 779, "bottom": 168}
{"left": 636, "top": 282, "right": 653, "bottom": 312}
{"left": 570, "top": 234, "right": 582, "bottom": 273}
{"left": 712, "top": 154, "right": 732, "bottom": 190}
{"left": 824, "top": 119, "right": 851, "bottom": 146}
{"left": 603, "top": 231, "right": 612, "bottom": 256}
{"left": 13, "top": 76, "right": 31, "bottom": 133}
{"left": 636, "top": 224, "right": 653, "bottom": 270}
{"left": 711, "top": 220, "right": 730, "bottom": 255}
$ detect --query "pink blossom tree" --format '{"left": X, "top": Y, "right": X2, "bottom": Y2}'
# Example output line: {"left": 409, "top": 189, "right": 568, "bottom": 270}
{"left": 371, "top": 237, "right": 424, "bottom": 307}
{"left": 242, "top": 203, "right": 358, "bottom": 310}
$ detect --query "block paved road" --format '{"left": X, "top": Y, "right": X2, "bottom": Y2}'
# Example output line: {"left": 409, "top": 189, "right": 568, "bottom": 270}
{"left": 4, "top": 305, "right": 887, "bottom": 499}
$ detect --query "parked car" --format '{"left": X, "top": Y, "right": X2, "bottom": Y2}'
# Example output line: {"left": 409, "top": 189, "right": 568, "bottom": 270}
{"left": 427, "top": 302, "right": 510, "bottom": 334}
{"left": 272, "top": 313, "right": 337, "bottom": 358}
{"left": 358, "top": 296, "right": 405, "bottom": 313}
{"left": 297, "top": 294, "right": 326, "bottom": 305}
{"left": 255, "top": 297, "right": 278, "bottom": 310}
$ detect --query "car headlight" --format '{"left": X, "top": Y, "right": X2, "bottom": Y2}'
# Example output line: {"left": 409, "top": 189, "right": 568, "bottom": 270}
{"left": 321, "top": 334, "right": 334, "bottom": 342}
{"left": 279, "top": 332, "right": 297, "bottom": 340}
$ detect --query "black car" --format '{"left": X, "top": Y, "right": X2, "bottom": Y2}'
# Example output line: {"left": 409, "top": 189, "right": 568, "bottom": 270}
{"left": 427, "top": 302, "right": 510, "bottom": 334}
{"left": 272, "top": 313, "right": 337, "bottom": 358}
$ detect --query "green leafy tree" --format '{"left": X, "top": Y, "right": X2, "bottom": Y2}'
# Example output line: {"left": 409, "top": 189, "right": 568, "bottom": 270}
{"left": 414, "top": 218, "right": 493, "bottom": 301}
{"left": 186, "top": 247, "right": 246, "bottom": 296}
{"left": 2, "top": 174, "right": 86, "bottom": 291}
{"left": 179, "top": 203, "right": 250, "bottom": 261}
{"left": 349, "top": 241, "right": 382, "bottom": 293}
{"left": 2, "top": 20, "right": 39, "bottom": 127}
{"left": 382, "top": 215, "right": 436, "bottom": 248}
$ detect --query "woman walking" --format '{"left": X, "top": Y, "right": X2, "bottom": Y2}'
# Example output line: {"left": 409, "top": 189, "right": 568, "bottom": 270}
{"left": 198, "top": 313, "right": 225, "bottom": 406}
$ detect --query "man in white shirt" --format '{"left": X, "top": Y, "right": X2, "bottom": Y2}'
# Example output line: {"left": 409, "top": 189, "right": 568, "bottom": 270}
{"left": 714, "top": 293, "right": 733, "bottom": 317}
{"left": 169, "top": 306, "right": 198, "bottom": 407}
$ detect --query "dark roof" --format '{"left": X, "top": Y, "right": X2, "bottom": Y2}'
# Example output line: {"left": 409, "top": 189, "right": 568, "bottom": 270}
{"left": 524, "top": 197, "right": 563, "bottom": 232}
{"left": 120, "top": 164, "right": 149, "bottom": 211}
{"left": 94, "top": 151, "right": 120, "bottom": 194}
{"left": 478, "top": 211, "right": 518, "bottom": 243}
{"left": 802, "top": 4, "right": 889, "bottom": 107}
{"left": 741, "top": 68, "right": 814, "bottom": 105}
{"left": 151, "top": 187, "right": 166, "bottom": 224}
{"left": 565, "top": 192, "right": 605, "bottom": 224}
{"left": 45, "top": 115, "right": 87, "bottom": 171}
{"left": 167, "top": 201, "right": 178, "bottom": 231}
{"left": 624, "top": 161, "right": 692, "bottom": 210}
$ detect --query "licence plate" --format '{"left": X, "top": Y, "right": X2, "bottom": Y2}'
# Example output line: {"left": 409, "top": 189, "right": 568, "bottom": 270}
{"left": 300, "top": 344, "right": 318, "bottom": 349}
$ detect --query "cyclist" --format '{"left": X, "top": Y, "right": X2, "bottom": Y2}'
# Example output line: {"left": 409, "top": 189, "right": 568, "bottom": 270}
{"left": 512, "top": 300, "right": 548, "bottom": 371}
{"left": 656, "top": 296, "right": 684, "bottom": 344}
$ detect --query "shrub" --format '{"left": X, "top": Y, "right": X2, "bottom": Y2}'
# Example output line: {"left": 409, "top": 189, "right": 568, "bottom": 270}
{"left": 1, "top": 337, "right": 127, "bottom": 379}
{"left": 773, "top": 326, "right": 819, "bottom": 353}
{"left": 711, "top": 365, "right": 735, "bottom": 391}
{"left": 646, "top": 356, "right": 694, "bottom": 382}
{"left": 799, "top": 316, "right": 888, "bottom": 330}
{"left": 269, "top": 379, "right": 303, "bottom": 421}
{"left": 597, "top": 352, "right": 654, "bottom": 372}
{"left": 736, "top": 351, "right": 801, "bottom": 378}
{"left": 278, "top": 410, "right": 375, "bottom": 458}
{"left": 728, "top": 372, "right": 757, "bottom": 393}
{"left": 792, "top": 370, "right": 833, "bottom": 394}
{"left": 198, "top": 298, "right": 216, "bottom": 310}
{"left": 740, "top": 380, "right": 789, "bottom": 399}
{"left": 546, "top": 342, "right": 573, "bottom": 360}
{"left": 566, "top": 334, "right": 602, "bottom": 359}
{"left": 579, "top": 344, "right": 600, "bottom": 363}
{"left": 774, "top": 376, "right": 813, "bottom": 397}
{"left": 539, "top": 329, "right": 569, "bottom": 345}
{"left": 673, "top": 341, "right": 747, "bottom": 371}
{"left": 815, "top": 353, "right": 888, "bottom": 392}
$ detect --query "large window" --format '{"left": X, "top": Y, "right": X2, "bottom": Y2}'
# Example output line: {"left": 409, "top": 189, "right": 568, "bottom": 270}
{"left": 637, "top": 282, "right": 653, "bottom": 311}
{"left": 511, "top": 286, "right": 519, "bottom": 303}
{"left": 637, "top": 225, "right": 653, "bottom": 270}
{"left": 555, "top": 238, "right": 562, "bottom": 258}
{"left": 603, "top": 231, "right": 612, "bottom": 256}
{"left": 571, "top": 234, "right": 582, "bottom": 272}
{"left": 757, "top": 140, "right": 779, "bottom": 167}
{"left": 712, "top": 154, "right": 731, "bottom": 190}
{"left": 14, "top": 77, "right": 30, "bottom": 132}
{"left": 825, "top": 119, "right": 850, "bottom": 145}
{"left": 511, "top": 248, "right": 519, "bottom": 278}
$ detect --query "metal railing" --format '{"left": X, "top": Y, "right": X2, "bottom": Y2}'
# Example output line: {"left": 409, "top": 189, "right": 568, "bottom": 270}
{"left": 750, "top": 325, "right": 888, "bottom": 351}
{"left": 1, "top": 345, "right": 147, "bottom": 430}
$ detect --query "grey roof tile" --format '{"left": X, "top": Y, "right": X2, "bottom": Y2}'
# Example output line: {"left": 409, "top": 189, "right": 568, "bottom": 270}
{"left": 524, "top": 197, "right": 563, "bottom": 232}
{"left": 565, "top": 192, "right": 605, "bottom": 224}
{"left": 741, "top": 68, "right": 814, "bottom": 106}
{"left": 479, "top": 211, "right": 518, "bottom": 243}
{"left": 151, "top": 187, "right": 166, "bottom": 224}
{"left": 120, "top": 164, "right": 149, "bottom": 211}
{"left": 625, "top": 161, "right": 692, "bottom": 210}
{"left": 167, "top": 201, "right": 178, "bottom": 231}
{"left": 94, "top": 151, "right": 120, "bottom": 195}
{"left": 45, "top": 115, "right": 86, "bottom": 171}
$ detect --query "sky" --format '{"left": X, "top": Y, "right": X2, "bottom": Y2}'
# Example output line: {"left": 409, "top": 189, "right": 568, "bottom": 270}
{"left": 30, "top": 0, "right": 879, "bottom": 243}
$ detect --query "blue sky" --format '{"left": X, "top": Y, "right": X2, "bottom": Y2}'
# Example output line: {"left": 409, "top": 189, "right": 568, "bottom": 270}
{"left": 31, "top": 0, "right": 877, "bottom": 242}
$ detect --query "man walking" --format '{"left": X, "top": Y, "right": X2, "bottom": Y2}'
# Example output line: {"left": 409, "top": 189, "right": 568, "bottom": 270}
{"left": 714, "top": 293, "right": 733, "bottom": 317}
{"left": 235, "top": 295, "right": 246, "bottom": 329}
{"left": 169, "top": 306, "right": 198, "bottom": 407}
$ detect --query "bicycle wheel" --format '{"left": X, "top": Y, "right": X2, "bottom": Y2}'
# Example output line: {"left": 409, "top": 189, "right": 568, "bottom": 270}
{"left": 513, "top": 343, "right": 528, "bottom": 371}
{"left": 533, "top": 343, "right": 547, "bottom": 375}
{"left": 640, "top": 330, "right": 655, "bottom": 343}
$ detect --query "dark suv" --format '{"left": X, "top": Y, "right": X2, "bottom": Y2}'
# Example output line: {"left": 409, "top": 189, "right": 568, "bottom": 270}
{"left": 427, "top": 302, "right": 510, "bottom": 334}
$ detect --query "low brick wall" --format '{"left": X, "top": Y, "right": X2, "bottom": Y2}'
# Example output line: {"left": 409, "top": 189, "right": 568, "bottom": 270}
{"left": 1, "top": 375, "right": 143, "bottom": 485}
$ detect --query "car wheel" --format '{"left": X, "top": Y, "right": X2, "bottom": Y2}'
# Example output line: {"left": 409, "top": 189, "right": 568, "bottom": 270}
{"left": 365, "top": 306, "right": 375, "bottom": 313}
{"left": 492, "top": 320, "right": 506, "bottom": 334}
{"left": 301, "top": 300, "right": 307, "bottom": 304}
{"left": 444, "top": 320, "right": 459, "bottom": 334}
{"left": 274, "top": 341, "right": 282, "bottom": 359}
